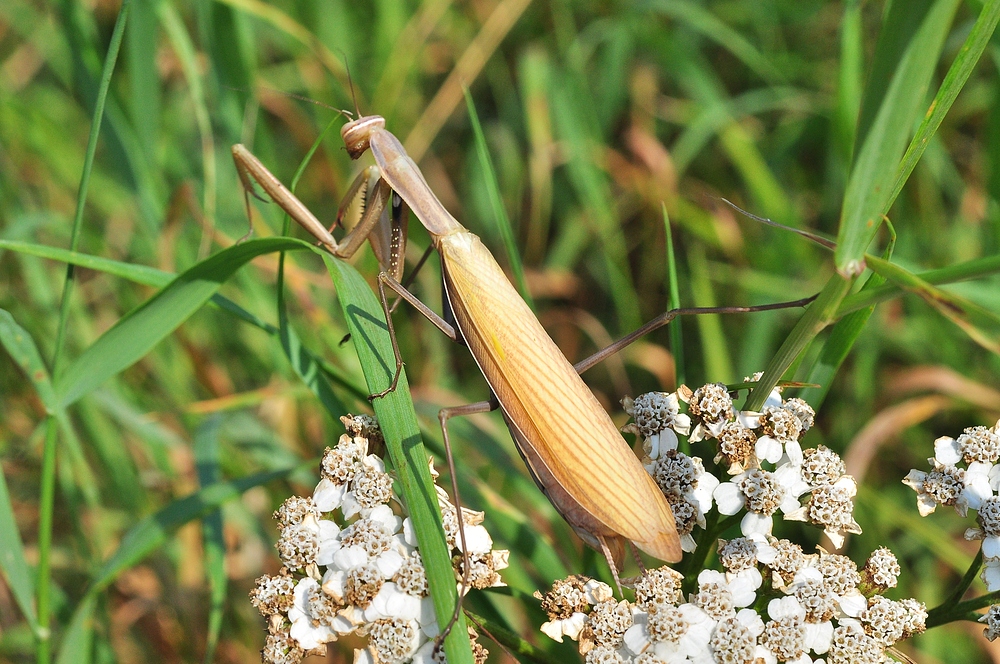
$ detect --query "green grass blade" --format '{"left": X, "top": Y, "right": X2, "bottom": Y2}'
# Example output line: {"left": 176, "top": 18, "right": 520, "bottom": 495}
{"left": 194, "top": 417, "right": 226, "bottom": 664}
{"left": 0, "top": 240, "right": 173, "bottom": 288}
{"left": 54, "top": 594, "right": 95, "bottom": 664}
{"left": 799, "top": 233, "right": 896, "bottom": 409}
{"left": 746, "top": 274, "right": 853, "bottom": 411}
{"left": 0, "top": 464, "right": 37, "bottom": 629}
{"left": 322, "top": 255, "right": 474, "bottom": 664}
{"left": 53, "top": 237, "right": 312, "bottom": 408}
{"left": 0, "top": 239, "right": 358, "bottom": 410}
{"left": 866, "top": 255, "right": 1000, "bottom": 354}
{"left": 90, "top": 467, "right": 300, "bottom": 593}
{"left": 464, "top": 87, "right": 534, "bottom": 309}
{"left": 644, "top": 0, "right": 784, "bottom": 84}
{"left": 835, "top": 0, "right": 960, "bottom": 272}
{"left": 0, "top": 308, "right": 58, "bottom": 413}
{"left": 663, "top": 204, "right": 684, "bottom": 387}
{"left": 883, "top": 0, "right": 1000, "bottom": 214}
{"left": 838, "top": 253, "right": 1000, "bottom": 315}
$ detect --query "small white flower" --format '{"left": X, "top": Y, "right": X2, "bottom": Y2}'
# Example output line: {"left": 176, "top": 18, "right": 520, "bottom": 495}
{"left": 903, "top": 458, "right": 968, "bottom": 516}
{"left": 962, "top": 461, "right": 994, "bottom": 511}
{"left": 363, "top": 582, "right": 423, "bottom": 623}
{"left": 287, "top": 578, "right": 344, "bottom": 649}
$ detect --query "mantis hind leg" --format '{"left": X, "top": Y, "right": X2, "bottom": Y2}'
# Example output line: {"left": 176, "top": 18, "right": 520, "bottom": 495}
{"left": 434, "top": 399, "right": 498, "bottom": 651}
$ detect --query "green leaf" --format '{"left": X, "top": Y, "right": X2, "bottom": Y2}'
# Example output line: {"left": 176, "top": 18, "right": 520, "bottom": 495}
{"left": 835, "top": 0, "right": 960, "bottom": 271}
{"left": 0, "top": 308, "right": 57, "bottom": 412}
{"left": 867, "top": 255, "right": 1000, "bottom": 354}
{"left": 464, "top": 87, "right": 533, "bottom": 309}
{"left": 884, "top": 0, "right": 1000, "bottom": 214}
{"left": 0, "top": 462, "right": 37, "bottom": 629}
{"left": 54, "top": 237, "right": 312, "bottom": 407}
{"left": 194, "top": 417, "right": 226, "bottom": 664}
{"left": 54, "top": 594, "right": 95, "bottom": 664}
{"left": 322, "top": 255, "right": 474, "bottom": 664}
{"left": 91, "top": 467, "right": 298, "bottom": 593}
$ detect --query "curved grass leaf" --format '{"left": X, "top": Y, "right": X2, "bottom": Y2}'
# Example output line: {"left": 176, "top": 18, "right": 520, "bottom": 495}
{"left": 54, "top": 593, "right": 95, "bottom": 664}
{"left": 54, "top": 237, "right": 312, "bottom": 408}
{"left": 194, "top": 417, "right": 226, "bottom": 664}
{"left": 883, "top": 0, "right": 1000, "bottom": 215}
{"left": 867, "top": 255, "right": 1000, "bottom": 354}
{"left": 464, "top": 87, "right": 533, "bottom": 309}
{"left": 0, "top": 462, "right": 37, "bottom": 629}
{"left": 322, "top": 255, "right": 474, "bottom": 664}
{"left": 0, "top": 308, "right": 57, "bottom": 413}
{"left": 835, "top": 0, "right": 960, "bottom": 271}
{"left": 0, "top": 238, "right": 358, "bottom": 413}
{"left": 55, "top": 467, "right": 299, "bottom": 664}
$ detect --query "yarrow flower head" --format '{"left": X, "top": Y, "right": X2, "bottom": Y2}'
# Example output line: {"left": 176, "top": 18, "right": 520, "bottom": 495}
{"left": 529, "top": 380, "right": 937, "bottom": 662}
{"left": 905, "top": 418, "right": 1000, "bottom": 590}
{"left": 252, "top": 414, "right": 507, "bottom": 663}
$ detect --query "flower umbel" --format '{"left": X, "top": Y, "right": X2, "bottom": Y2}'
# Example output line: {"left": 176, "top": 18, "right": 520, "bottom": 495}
{"left": 252, "top": 414, "right": 506, "bottom": 663}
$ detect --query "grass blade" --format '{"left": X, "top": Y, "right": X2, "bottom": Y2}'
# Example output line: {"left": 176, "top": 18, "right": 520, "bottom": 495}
{"left": 883, "top": 0, "right": 1000, "bottom": 214}
{"left": 0, "top": 308, "right": 58, "bottom": 413}
{"left": 194, "top": 417, "right": 226, "bottom": 664}
{"left": 867, "top": 255, "right": 1000, "bottom": 354}
{"left": 54, "top": 237, "right": 312, "bottom": 408}
{"left": 835, "top": 0, "right": 960, "bottom": 272}
{"left": 464, "top": 87, "right": 533, "bottom": 309}
{"left": 0, "top": 464, "right": 37, "bottom": 629}
{"left": 322, "top": 255, "right": 474, "bottom": 664}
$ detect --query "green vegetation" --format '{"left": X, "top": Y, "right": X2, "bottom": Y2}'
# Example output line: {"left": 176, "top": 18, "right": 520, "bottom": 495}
{"left": 2, "top": 0, "right": 1000, "bottom": 662}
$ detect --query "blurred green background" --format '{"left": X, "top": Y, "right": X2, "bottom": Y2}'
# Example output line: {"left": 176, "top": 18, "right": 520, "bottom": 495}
{"left": 2, "top": 0, "right": 1000, "bottom": 662}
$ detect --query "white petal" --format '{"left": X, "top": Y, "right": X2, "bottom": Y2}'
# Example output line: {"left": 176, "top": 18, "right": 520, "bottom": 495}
{"left": 455, "top": 524, "right": 493, "bottom": 554}
{"left": 321, "top": 569, "right": 348, "bottom": 603}
{"left": 403, "top": 518, "right": 418, "bottom": 546}
{"left": 365, "top": 582, "right": 421, "bottom": 622}
{"left": 333, "top": 544, "right": 369, "bottom": 570}
{"left": 933, "top": 436, "right": 962, "bottom": 465}
{"left": 692, "top": 472, "right": 720, "bottom": 513}
{"left": 804, "top": 620, "right": 833, "bottom": 653}
{"left": 738, "top": 410, "right": 762, "bottom": 429}
{"left": 672, "top": 413, "right": 692, "bottom": 436}
{"left": 369, "top": 504, "right": 402, "bottom": 532}
{"left": 984, "top": 536, "right": 1000, "bottom": 559}
{"left": 314, "top": 478, "right": 348, "bottom": 512}
{"left": 763, "top": 389, "right": 783, "bottom": 409}
{"left": 353, "top": 647, "right": 375, "bottom": 664}
{"left": 767, "top": 595, "right": 805, "bottom": 621}
{"left": 728, "top": 569, "right": 762, "bottom": 606}
{"left": 740, "top": 511, "right": 773, "bottom": 537}
{"left": 785, "top": 440, "right": 803, "bottom": 465}
{"left": 756, "top": 437, "right": 783, "bottom": 464}
{"left": 983, "top": 560, "right": 1000, "bottom": 591}
{"left": 735, "top": 607, "right": 764, "bottom": 636}
{"left": 838, "top": 591, "right": 866, "bottom": 617}
{"left": 714, "top": 482, "right": 745, "bottom": 515}
{"left": 623, "top": 620, "right": 651, "bottom": 655}
{"left": 375, "top": 549, "right": 405, "bottom": 578}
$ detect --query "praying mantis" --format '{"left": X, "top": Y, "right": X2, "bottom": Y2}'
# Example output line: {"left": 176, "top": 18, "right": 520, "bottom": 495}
{"left": 234, "top": 115, "right": 682, "bottom": 571}
{"left": 232, "top": 112, "right": 813, "bottom": 605}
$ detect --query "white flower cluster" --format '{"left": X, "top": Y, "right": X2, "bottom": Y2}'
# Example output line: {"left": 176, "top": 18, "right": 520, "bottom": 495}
{"left": 251, "top": 414, "right": 504, "bottom": 664}
{"left": 902, "top": 419, "right": 1000, "bottom": 640}
{"left": 536, "top": 545, "right": 926, "bottom": 663}
{"left": 621, "top": 380, "right": 860, "bottom": 550}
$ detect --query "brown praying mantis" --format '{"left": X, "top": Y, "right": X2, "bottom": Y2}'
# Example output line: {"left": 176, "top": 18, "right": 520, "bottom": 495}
{"left": 232, "top": 112, "right": 815, "bottom": 634}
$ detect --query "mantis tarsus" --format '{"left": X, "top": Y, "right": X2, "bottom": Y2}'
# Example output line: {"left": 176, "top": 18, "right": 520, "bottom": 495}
{"left": 232, "top": 112, "right": 815, "bottom": 640}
